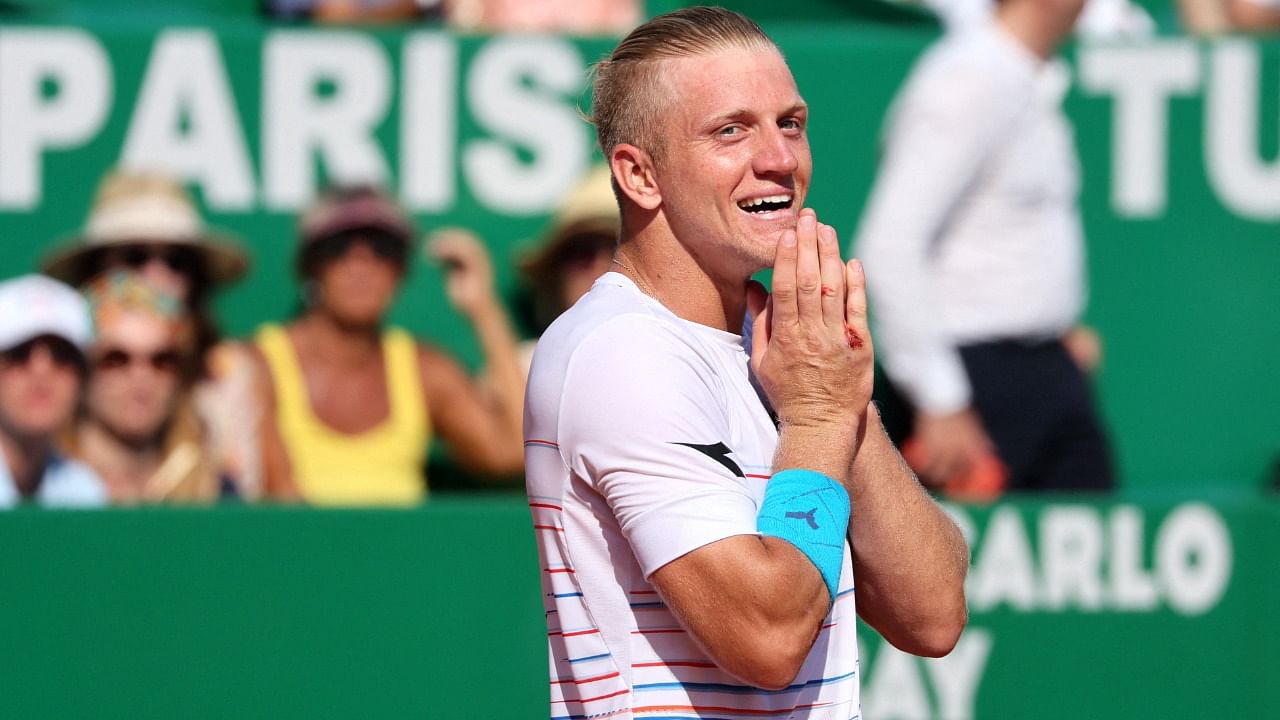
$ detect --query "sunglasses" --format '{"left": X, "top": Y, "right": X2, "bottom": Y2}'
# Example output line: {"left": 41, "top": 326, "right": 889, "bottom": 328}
{"left": 0, "top": 336, "right": 84, "bottom": 370}
{"left": 312, "top": 231, "right": 407, "bottom": 266}
{"left": 103, "top": 244, "right": 201, "bottom": 276}
{"left": 92, "top": 347, "right": 183, "bottom": 374}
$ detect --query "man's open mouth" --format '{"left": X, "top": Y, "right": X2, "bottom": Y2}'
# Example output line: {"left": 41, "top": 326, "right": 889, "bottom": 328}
{"left": 737, "top": 194, "right": 793, "bottom": 214}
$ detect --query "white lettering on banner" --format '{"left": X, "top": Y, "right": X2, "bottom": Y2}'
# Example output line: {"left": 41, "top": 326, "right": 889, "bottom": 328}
{"left": 968, "top": 505, "right": 1037, "bottom": 612}
{"left": 1040, "top": 506, "right": 1105, "bottom": 610}
{"left": 1108, "top": 505, "right": 1159, "bottom": 609}
{"left": 961, "top": 502, "right": 1232, "bottom": 615}
{"left": 0, "top": 29, "right": 111, "bottom": 209}
{"left": 1078, "top": 41, "right": 1199, "bottom": 218}
{"left": 120, "top": 30, "right": 255, "bottom": 210}
{"left": 861, "top": 629, "right": 993, "bottom": 720}
{"left": 401, "top": 34, "right": 457, "bottom": 212}
{"left": 263, "top": 32, "right": 391, "bottom": 209}
{"left": 1206, "top": 42, "right": 1280, "bottom": 220}
{"left": 463, "top": 37, "right": 588, "bottom": 214}
{"left": 1156, "top": 502, "right": 1233, "bottom": 615}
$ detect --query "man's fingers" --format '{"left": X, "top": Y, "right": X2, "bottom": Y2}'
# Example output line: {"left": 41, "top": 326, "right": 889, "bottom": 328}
{"left": 817, "top": 223, "right": 845, "bottom": 328}
{"left": 794, "top": 210, "right": 822, "bottom": 323}
{"left": 844, "top": 258, "right": 869, "bottom": 348}
{"left": 771, "top": 228, "right": 799, "bottom": 328}
{"left": 747, "top": 281, "right": 770, "bottom": 372}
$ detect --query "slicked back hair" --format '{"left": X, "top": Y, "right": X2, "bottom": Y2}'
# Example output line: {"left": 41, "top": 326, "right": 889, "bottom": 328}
{"left": 589, "top": 6, "right": 775, "bottom": 163}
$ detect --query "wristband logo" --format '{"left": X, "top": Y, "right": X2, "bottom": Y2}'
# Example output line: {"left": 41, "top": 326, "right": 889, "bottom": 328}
{"left": 786, "top": 508, "right": 820, "bottom": 530}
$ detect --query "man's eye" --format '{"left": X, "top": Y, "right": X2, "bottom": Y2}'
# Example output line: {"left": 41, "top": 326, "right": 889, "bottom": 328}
{"left": 781, "top": 118, "right": 803, "bottom": 131}
{"left": 719, "top": 125, "right": 742, "bottom": 137}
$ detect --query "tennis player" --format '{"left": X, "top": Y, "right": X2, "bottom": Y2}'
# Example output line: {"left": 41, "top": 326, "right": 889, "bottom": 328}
{"left": 524, "top": 7, "right": 968, "bottom": 719}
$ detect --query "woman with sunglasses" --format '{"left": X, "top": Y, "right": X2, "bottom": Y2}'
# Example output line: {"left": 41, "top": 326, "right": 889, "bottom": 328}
{"left": 64, "top": 273, "right": 223, "bottom": 503}
{"left": 42, "top": 170, "right": 268, "bottom": 499}
{"left": 252, "top": 185, "right": 526, "bottom": 506}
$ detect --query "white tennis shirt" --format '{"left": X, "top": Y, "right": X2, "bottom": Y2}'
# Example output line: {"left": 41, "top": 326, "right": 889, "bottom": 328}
{"left": 524, "top": 272, "right": 860, "bottom": 720}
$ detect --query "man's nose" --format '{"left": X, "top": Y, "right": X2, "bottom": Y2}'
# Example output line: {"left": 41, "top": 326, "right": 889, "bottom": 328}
{"left": 27, "top": 344, "right": 58, "bottom": 374}
{"left": 753, "top": 126, "right": 799, "bottom": 175}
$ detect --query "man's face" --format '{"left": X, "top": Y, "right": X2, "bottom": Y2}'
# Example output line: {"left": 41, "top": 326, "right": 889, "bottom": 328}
{"left": 651, "top": 45, "right": 811, "bottom": 277}
{"left": 0, "top": 336, "right": 83, "bottom": 441}
{"left": 86, "top": 313, "right": 182, "bottom": 444}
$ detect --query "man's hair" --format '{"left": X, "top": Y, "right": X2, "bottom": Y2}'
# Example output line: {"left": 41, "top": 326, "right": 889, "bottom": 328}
{"left": 590, "top": 6, "right": 774, "bottom": 160}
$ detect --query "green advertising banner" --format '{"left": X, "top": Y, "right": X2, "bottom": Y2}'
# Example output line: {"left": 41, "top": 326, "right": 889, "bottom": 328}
{"left": 0, "top": 21, "right": 1277, "bottom": 492}
{"left": 0, "top": 496, "right": 1275, "bottom": 719}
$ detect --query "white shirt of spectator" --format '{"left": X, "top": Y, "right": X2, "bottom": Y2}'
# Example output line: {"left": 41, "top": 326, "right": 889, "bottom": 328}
{"left": 854, "top": 21, "right": 1086, "bottom": 414}
{"left": 0, "top": 442, "right": 108, "bottom": 508}
{"left": 918, "top": 0, "right": 1155, "bottom": 38}
{"left": 524, "top": 272, "right": 859, "bottom": 719}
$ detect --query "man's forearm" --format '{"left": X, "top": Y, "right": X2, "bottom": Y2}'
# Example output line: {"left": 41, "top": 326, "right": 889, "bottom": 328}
{"left": 843, "top": 404, "right": 968, "bottom": 656}
{"left": 469, "top": 299, "right": 526, "bottom": 437}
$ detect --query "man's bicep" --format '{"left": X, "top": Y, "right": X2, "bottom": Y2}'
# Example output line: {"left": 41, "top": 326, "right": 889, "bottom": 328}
{"left": 559, "top": 318, "right": 761, "bottom": 575}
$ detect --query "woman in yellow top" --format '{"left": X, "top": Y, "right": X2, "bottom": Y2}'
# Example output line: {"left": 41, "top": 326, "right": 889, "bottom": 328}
{"left": 252, "top": 185, "right": 526, "bottom": 505}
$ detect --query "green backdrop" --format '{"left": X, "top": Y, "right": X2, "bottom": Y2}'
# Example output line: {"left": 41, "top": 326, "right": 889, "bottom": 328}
{"left": 2, "top": 21, "right": 1276, "bottom": 492}
{"left": 0, "top": 495, "right": 1274, "bottom": 719}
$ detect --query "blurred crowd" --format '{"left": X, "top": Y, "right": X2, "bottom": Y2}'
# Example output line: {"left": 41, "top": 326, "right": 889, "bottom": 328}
{"left": 0, "top": 165, "right": 619, "bottom": 508}
{"left": 20, "top": 0, "right": 1277, "bottom": 509}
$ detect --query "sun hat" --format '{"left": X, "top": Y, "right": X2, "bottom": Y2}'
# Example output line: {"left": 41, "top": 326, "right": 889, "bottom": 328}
{"left": 519, "top": 165, "right": 619, "bottom": 279}
{"left": 0, "top": 275, "right": 93, "bottom": 353}
{"left": 298, "top": 185, "right": 416, "bottom": 249}
{"left": 41, "top": 170, "right": 249, "bottom": 287}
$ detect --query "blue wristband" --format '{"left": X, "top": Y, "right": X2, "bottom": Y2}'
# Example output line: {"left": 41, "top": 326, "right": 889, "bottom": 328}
{"left": 757, "top": 469, "right": 850, "bottom": 603}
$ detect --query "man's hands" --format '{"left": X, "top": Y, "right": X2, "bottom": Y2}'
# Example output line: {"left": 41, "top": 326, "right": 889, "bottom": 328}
{"left": 910, "top": 408, "right": 994, "bottom": 487}
{"left": 425, "top": 228, "right": 501, "bottom": 319}
{"left": 748, "top": 209, "right": 873, "bottom": 475}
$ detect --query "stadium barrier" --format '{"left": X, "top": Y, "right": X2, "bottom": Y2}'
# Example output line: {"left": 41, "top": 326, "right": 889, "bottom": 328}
{"left": 0, "top": 494, "right": 1275, "bottom": 719}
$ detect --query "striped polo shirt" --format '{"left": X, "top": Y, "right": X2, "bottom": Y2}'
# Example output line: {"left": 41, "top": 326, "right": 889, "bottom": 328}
{"left": 524, "top": 273, "right": 860, "bottom": 720}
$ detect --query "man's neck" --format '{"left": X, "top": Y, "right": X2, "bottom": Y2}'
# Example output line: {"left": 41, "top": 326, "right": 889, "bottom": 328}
{"left": 617, "top": 221, "right": 750, "bottom": 334}
{"left": 0, "top": 430, "right": 51, "bottom": 499}
{"left": 292, "top": 312, "right": 382, "bottom": 368}
{"left": 76, "top": 419, "right": 163, "bottom": 495}
{"left": 994, "top": 1, "right": 1075, "bottom": 62}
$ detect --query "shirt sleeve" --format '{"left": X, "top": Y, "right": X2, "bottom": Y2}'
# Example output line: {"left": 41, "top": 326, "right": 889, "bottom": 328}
{"left": 853, "top": 49, "right": 1031, "bottom": 413}
{"left": 558, "top": 314, "right": 760, "bottom": 578}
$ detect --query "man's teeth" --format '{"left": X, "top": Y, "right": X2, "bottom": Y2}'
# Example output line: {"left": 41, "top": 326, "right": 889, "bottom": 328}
{"left": 738, "top": 195, "right": 792, "bottom": 210}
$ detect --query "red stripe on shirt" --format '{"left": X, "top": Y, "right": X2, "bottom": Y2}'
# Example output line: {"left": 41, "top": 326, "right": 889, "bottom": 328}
{"left": 632, "top": 661, "right": 718, "bottom": 669}
{"left": 551, "top": 688, "right": 631, "bottom": 704}
{"left": 530, "top": 502, "right": 563, "bottom": 511}
{"left": 549, "top": 628, "right": 601, "bottom": 638}
{"left": 550, "top": 671, "right": 621, "bottom": 686}
{"left": 631, "top": 702, "right": 828, "bottom": 716}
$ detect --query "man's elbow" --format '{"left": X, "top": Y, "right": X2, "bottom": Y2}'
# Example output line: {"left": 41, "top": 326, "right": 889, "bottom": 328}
{"left": 726, "top": 624, "right": 815, "bottom": 691}
{"left": 896, "top": 602, "right": 968, "bottom": 658}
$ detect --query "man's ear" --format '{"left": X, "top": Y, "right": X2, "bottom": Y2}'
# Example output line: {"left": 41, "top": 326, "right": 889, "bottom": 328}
{"left": 610, "top": 144, "right": 661, "bottom": 211}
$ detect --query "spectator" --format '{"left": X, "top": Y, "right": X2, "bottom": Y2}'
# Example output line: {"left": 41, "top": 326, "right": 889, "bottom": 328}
{"left": 263, "top": 0, "right": 441, "bottom": 23}
{"left": 41, "top": 170, "right": 268, "bottom": 499}
{"left": 854, "top": 0, "right": 1115, "bottom": 494}
{"left": 0, "top": 275, "right": 105, "bottom": 508}
{"left": 64, "top": 273, "right": 221, "bottom": 504}
{"left": 447, "top": 0, "right": 639, "bottom": 33}
{"left": 516, "top": 164, "right": 619, "bottom": 371}
{"left": 252, "top": 184, "right": 525, "bottom": 506}
{"left": 1179, "top": 0, "right": 1280, "bottom": 32}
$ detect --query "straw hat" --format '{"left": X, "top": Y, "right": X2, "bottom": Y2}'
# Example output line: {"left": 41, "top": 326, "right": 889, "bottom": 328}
{"left": 520, "top": 165, "right": 619, "bottom": 279}
{"left": 41, "top": 170, "right": 249, "bottom": 287}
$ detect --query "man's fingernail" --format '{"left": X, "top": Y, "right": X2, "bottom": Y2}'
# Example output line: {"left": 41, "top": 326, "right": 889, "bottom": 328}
{"left": 782, "top": 230, "right": 797, "bottom": 247}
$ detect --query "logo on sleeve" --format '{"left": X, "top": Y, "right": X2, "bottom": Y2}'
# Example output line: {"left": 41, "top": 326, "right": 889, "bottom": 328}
{"left": 785, "top": 508, "right": 820, "bottom": 530}
{"left": 671, "top": 441, "right": 744, "bottom": 478}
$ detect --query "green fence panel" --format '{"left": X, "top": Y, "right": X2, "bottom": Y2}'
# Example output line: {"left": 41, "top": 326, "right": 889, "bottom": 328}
{"left": 0, "top": 495, "right": 1273, "bottom": 719}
